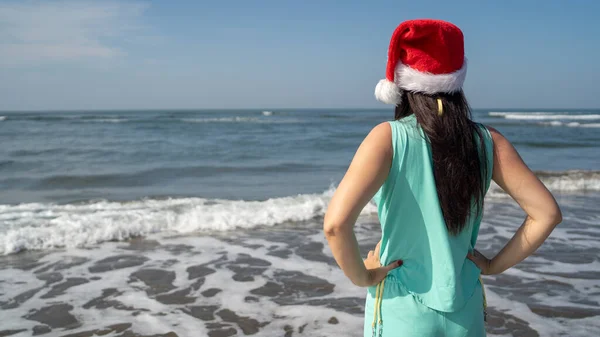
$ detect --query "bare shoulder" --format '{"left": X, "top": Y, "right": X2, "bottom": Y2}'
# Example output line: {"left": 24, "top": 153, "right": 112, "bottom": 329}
{"left": 362, "top": 122, "right": 392, "bottom": 152}
{"left": 484, "top": 125, "right": 504, "bottom": 141}
{"left": 368, "top": 121, "right": 392, "bottom": 140}
{"left": 483, "top": 125, "right": 511, "bottom": 152}
{"left": 349, "top": 121, "right": 393, "bottom": 175}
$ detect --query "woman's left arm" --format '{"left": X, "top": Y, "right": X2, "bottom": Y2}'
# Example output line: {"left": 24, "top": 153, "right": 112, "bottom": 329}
{"left": 324, "top": 122, "right": 400, "bottom": 287}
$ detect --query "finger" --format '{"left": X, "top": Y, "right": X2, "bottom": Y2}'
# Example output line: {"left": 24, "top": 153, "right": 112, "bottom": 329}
{"left": 383, "top": 260, "right": 403, "bottom": 272}
{"left": 367, "top": 250, "right": 374, "bottom": 258}
{"left": 369, "top": 268, "right": 388, "bottom": 286}
{"left": 467, "top": 252, "right": 481, "bottom": 262}
{"left": 375, "top": 241, "right": 381, "bottom": 255}
{"left": 370, "top": 261, "right": 402, "bottom": 285}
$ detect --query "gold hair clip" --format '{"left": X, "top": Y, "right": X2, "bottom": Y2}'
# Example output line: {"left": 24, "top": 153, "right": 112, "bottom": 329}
{"left": 437, "top": 98, "right": 443, "bottom": 116}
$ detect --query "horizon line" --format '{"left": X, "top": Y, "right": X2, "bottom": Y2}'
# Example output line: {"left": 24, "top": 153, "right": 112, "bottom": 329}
{"left": 1, "top": 107, "right": 599, "bottom": 113}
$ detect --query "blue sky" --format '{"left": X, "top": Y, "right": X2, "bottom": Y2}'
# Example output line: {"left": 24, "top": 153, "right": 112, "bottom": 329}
{"left": 0, "top": 0, "right": 598, "bottom": 110}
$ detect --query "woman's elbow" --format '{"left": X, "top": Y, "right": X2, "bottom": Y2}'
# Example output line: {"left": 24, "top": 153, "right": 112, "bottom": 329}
{"left": 323, "top": 220, "right": 344, "bottom": 238}
{"left": 551, "top": 206, "right": 563, "bottom": 226}
{"left": 542, "top": 202, "right": 563, "bottom": 227}
{"left": 323, "top": 213, "right": 351, "bottom": 238}
{"left": 529, "top": 202, "right": 562, "bottom": 229}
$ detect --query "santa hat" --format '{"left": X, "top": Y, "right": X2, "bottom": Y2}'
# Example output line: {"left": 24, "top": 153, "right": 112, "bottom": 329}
{"left": 375, "top": 19, "right": 467, "bottom": 105}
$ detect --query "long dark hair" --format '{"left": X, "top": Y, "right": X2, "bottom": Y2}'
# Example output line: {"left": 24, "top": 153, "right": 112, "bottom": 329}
{"left": 395, "top": 90, "right": 488, "bottom": 235}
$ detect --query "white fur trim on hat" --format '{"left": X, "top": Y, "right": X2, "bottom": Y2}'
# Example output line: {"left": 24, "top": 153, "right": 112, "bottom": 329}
{"left": 396, "top": 59, "right": 467, "bottom": 95}
{"left": 374, "top": 59, "right": 468, "bottom": 105}
{"left": 374, "top": 79, "right": 403, "bottom": 105}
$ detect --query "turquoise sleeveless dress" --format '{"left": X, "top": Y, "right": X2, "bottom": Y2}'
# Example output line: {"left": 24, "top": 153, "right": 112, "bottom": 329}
{"left": 364, "top": 115, "right": 494, "bottom": 337}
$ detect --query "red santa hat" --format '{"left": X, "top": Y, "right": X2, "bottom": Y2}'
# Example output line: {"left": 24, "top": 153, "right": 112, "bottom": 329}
{"left": 375, "top": 19, "right": 467, "bottom": 105}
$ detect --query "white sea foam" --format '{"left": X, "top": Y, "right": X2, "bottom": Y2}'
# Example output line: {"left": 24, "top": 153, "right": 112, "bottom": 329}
{"left": 2, "top": 214, "right": 597, "bottom": 337}
{"left": 489, "top": 112, "right": 550, "bottom": 116}
{"left": 0, "top": 194, "right": 598, "bottom": 336}
{"left": 0, "top": 169, "right": 597, "bottom": 254}
{"left": 181, "top": 117, "right": 260, "bottom": 123}
{"left": 0, "top": 234, "right": 369, "bottom": 336}
{"left": 181, "top": 116, "right": 302, "bottom": 124}
{"left": 90, "top": 118, "right": 128, "bottom": 123}
{"left": 537, "top": 170, "right": 600, "bottom": 191}
{"left": 0, "top": 188, "right": 377, "bottom": 254}
{"left": 0, "top": 116, "right": 6, "bottom": 121}
{"left": 262, "top": 110, "right": 273, "bottom": 116}
{"left": 539, "top": 121, "right": 600, "bottom": 128}
{"left": 483, "top": 285, "right": 600, "bottom": 337}
{"left": 489, "top": 112, "right": 600, "bottom": 120}
{"left": 487, "top": 170, "right": 600, "bottom": 198}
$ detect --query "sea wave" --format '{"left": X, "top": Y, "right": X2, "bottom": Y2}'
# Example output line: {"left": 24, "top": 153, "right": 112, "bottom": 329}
{"left": 512, "top": 140, "right": 598, "bottom": 149}
{"left": 1, "top": 170, "right": 598, "bottom": 254}
{"left": 19, "top": 115, "right": 89, "bottom": 121}
{"left": 0, "top": 160, "right": 15, "bottom": 169}
{"left": 87, "top": 118, "right": 129, "bottom": 123}
{"left": 536, "top": 170, "right": 600, "bottom": 191}
{"left": 27, "top": 167, "right": 600, "bottom": 193}
{"left": 4, "top": 115, "right": 129, "bottom": 122}
{"left": 181, "top": 117, "right": 260, "bottom": 123}
{"left": 27, "top": 163, "right": 322, "bottom": 190}
{"left": 488, "top": 170, "right": 600, "bottom": 197}
{"left": 539, "top": 121, "right": 600, "bottom": 128}
{"left": 2, "top": 114, "right": 304, "bottom": 125}
{"left": 180, "top": 116, "right": 302, "bottom": 124}
{"left": 489, "top": 112, "right": 600, "bottom": 120}
{"left": 0, "top": 188, "right": 377, "bottom": 254}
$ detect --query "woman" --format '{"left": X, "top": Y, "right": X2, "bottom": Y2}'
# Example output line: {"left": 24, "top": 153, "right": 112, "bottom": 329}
{"left": 323, "top": 19, "right": 562, "bottom": 337}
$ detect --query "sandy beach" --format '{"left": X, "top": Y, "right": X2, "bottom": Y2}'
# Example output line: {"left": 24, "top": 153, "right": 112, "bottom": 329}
{"left": 1, "top": 193, "right": 599, "bottom": 336}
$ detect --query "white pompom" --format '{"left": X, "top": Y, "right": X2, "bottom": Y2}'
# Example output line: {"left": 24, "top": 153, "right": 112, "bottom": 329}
{"left": 374, "top": 79, "right": 402, "bottom": 105}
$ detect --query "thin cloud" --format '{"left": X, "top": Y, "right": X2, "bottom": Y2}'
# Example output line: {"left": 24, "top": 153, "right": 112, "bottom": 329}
{"left": 0, "top": 0, "right": 149, "bottom": 66}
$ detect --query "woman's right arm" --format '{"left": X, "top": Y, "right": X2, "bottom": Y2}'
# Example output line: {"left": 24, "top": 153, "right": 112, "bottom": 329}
{"left": 468, "top": 126, "right": 562, "bottom": 275}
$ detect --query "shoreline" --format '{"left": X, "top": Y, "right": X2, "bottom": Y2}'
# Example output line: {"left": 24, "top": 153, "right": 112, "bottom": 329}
{"left": 1, "top": 194, "right": 599, "bottom": 337}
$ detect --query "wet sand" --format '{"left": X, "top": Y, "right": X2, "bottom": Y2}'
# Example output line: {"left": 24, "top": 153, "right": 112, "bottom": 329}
{"left": 1, "top": 195, "right": 599, "bottom": 336}
{"left": 0, "top": 236, "right": 541, "bottom": 337}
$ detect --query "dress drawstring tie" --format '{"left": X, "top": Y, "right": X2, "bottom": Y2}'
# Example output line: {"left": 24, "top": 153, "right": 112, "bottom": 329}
{"left": 479, "top": 275, "right": 488, "bottom": 322}
{"left": 371, "top": 278, "right": 386, "bottom": 337}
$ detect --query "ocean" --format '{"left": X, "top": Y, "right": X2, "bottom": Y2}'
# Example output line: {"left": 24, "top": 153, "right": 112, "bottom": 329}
{"left": 0, "top": 109, "right": 598, "bottom": 337}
